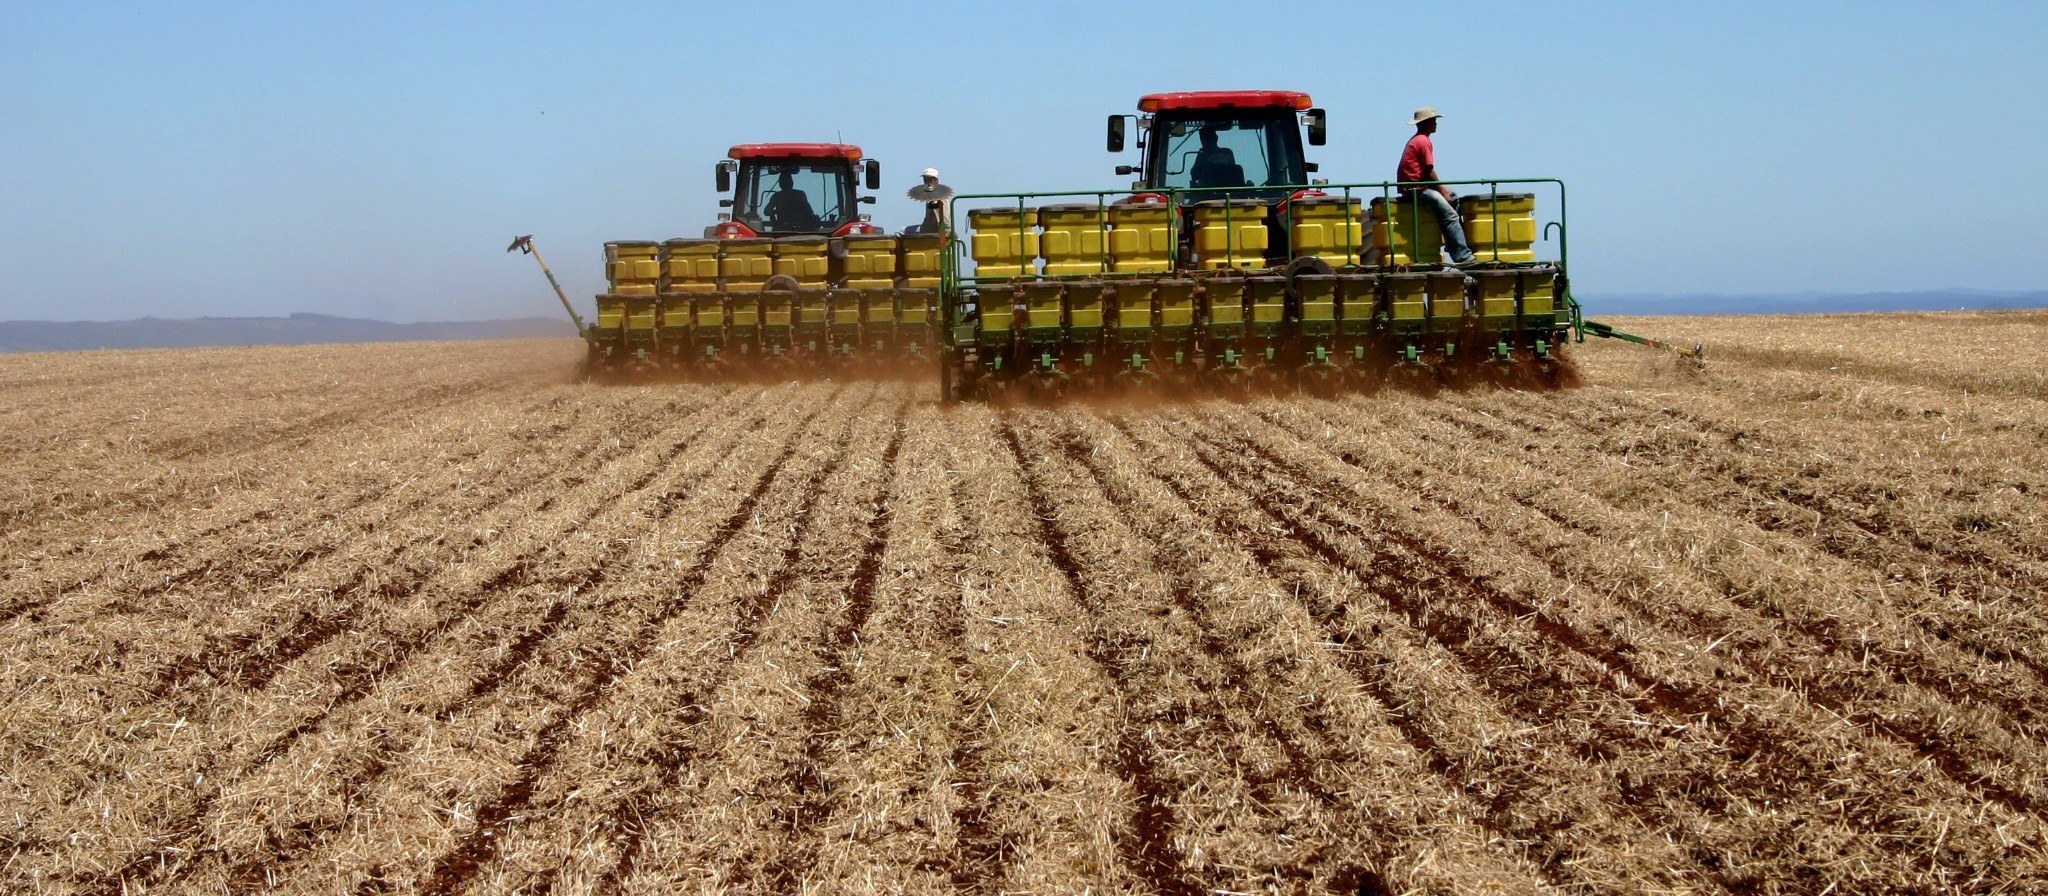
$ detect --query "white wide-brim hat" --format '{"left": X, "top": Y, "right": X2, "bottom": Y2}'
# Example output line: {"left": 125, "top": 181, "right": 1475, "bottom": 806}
{"left": 1410, "top": 107, "right": 1442, "bottom": 125}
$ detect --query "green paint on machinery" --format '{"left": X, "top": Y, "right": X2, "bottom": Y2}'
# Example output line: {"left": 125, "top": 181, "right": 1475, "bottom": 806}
{"left": 516, "top": 93, "right": 1699, "bottom": 391}
{"left": 930, "top": 88, "right": 1698, "bottom": 401}
{"left": 934, "top": 177, "right": 1604, "bottom": 401}
{"left": 566, "top": 143, "right": 922, "bottom": 378}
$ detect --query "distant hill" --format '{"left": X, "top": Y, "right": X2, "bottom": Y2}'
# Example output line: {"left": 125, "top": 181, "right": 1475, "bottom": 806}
{"left": 0, "top": 313, "right": 575, "bottom": 354}
{"left": 1581, "top": 289, "right": 2048, "bottom": 316}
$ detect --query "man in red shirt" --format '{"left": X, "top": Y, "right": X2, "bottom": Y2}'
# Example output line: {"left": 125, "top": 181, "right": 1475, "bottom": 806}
{"left": 1396, "top": 107, "right": 1478, "bottom": 266}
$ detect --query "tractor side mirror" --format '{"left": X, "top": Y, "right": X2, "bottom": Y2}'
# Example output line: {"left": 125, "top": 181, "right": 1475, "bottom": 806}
{"left": 1107, "top": 115, "right": 1125, "bottom": 152}
{"left": 864, "top": 159, "right": 880, "bottom": 190}
{"left": 859, "top": 195, "right": 876, "bottom": 204}
{"left": 1306, "top": 108, "right": 1327, "bottom": 146}
{"left": 716, "top": 161, "right": 733, "bottom": 192}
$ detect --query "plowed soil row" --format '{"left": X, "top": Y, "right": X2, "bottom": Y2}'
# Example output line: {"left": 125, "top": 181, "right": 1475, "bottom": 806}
{"left": 4, "top": 313, "right": 2047, "bottom": 894}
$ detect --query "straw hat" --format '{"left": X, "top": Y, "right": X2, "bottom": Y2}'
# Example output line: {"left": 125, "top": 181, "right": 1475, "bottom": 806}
{"left": 1410, "top": 107, "right": 1442, "bottom": 125}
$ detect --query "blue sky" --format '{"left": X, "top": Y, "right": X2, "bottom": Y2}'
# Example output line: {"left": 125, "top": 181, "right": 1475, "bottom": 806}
{"left": 3, "top": 1, "right": 2043, "bottom": 323}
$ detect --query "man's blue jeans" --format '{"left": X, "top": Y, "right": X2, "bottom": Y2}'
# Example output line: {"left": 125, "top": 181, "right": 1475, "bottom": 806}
{"left": 1411, "top": 190, "right": 1476, "bottom": 264}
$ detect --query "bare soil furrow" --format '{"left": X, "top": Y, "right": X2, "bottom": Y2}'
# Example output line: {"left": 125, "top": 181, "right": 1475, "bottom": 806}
{"left": 1020, "top": 419, "right": 1343, "bottom": 888}
{"left": 57, "top": 388, "right": 783, "bottom": 895}
{"left": 412, "top": 384, "right": 867, "bottom": 895}
{"left": 1504, "top": 387, "right": 2048, "bottom": 663}
{"left": 990, "top": 417, "right": 1205, "bottom": 896}
{"left": 1105, "top": 412, "right": 1702, "bottom": 891}
{"left": 192, "top": 386, "right": 846, "bottom": 891}
{"left": 0, "top": 384, "right": 668, "bottom": 647}
{"left": 240, "top": 391, "right": 768, "bottom": 760}
{"left": 1, "top": 388, "right": 706, "bottom": 704}
{"left": 840, "top": 404, "right": 1169, "bottom": 893}
{"left": 756, "top": 402, "right": 911, "bottom": 888}
{"left": 1031, "top": 412, "right": 1555, "bottom": 892}
{"left": 932, "top": 461, "right": 1005, "bottom": 895}
{"left": 0, "top": 356, "right": 545, "bottom": 541}
{"left": 11, "top": 318, "right": 2048, "bottom": 894}
{"left": 585, "top": 397, "right": 892, "bottom": 892}
{"left": 1389, "top": 395, "right": 2048, "bottom": 730}
{"left": 1201, "top": 404, "right": 2048, "bottom": 885}
{"left": 0, "top": 386, "right": 693, "bottom": 626}
{"left": 1363, "top": 391, "right": 2048, "bottom": 796}
{"left": 1209, "top": 414, "right": 2046, "bottom": 806}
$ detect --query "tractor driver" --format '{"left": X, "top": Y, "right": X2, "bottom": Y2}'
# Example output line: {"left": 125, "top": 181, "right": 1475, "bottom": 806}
{"left": 1189, "top": 126, "right": 1244, "bottom": 190}
{"left": 764, "top": 170, "right": 821, "bottom": 232}
{"left": 1396, "top": 107, "right": 1479, "bottom": 266}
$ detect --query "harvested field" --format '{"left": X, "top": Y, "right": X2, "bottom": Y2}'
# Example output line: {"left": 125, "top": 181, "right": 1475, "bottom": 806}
{"left": 4, "top": 310, "right": 2048, "bottom": 894}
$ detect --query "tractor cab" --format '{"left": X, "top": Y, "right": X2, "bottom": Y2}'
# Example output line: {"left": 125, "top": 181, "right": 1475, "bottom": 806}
{"left": 713, "top": 143, "right": 882, "bottom": 238}
{"left": 1109, "top": 91, "right": 1327, "bottom": 204}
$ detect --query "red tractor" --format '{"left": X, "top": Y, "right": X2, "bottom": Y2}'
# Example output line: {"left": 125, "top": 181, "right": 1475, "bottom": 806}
{"left": 709, "top": 143, "right": 883, "bottom": 238}
{"left": 582, "top": 143, "right": 942, "bottom": 376}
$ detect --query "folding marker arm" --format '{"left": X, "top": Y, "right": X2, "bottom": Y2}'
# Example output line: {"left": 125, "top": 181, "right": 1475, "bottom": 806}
{"left": 507, "top": 235, "right": 589, "bottom": 335}
{"left": 1581, "top": 319, "right": 1705, "bottom": 360}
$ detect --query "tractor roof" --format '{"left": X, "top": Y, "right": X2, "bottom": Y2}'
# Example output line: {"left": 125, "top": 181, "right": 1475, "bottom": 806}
{"left": 727, "top": 143, "right": 863, "bottom": 160}
{"left": 1137, "top": 91, "right": 1312, "bottom": 113}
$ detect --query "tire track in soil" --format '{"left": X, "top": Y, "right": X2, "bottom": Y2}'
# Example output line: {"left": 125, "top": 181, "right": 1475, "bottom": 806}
{"left": 148, "top": 367, "right": 528, "bottom": 464}
{"left": 0, "top": 365, "right": 533, "bottom": 541}
{"left": 70, "top": 388, "right": 769, "bottom": 896}
{"left": 323, "top": 390, "right": 777, "bottom": 728}
{"left": 1388, "top": 398, "right": 2048, "bottom": 728}
{"left": 125, "top": 390, "right": 716, "bottom": 703}
{"left": 1579, "top": 388, "right": 2048, "bottom": 579}
{"left": 1393, "top": 400, "right": 2048, "bottom": 818}
{"left": 244, "top": 390, "right": 766, "bottom": 762}
{"left": 0, "top": 485, "right": 399, "bottom": 629}
{"left": 1208, "top": 402, "right": 2038, "bottom": 870}
{"left": 0, "top": 388, "right": 638, "bottom": 626}
{"left": 14, "top": 474, "right": 429, "bottom": 690}
{"left": 0, "top": 386, "right": 687, "bottom": 642}
{"left": 416, "top": 385, "right": 872, "bottom": 896}
{"left": 1703, "top": 342, "right": 2048, "bottom": 403}
{"left": 932, "top": 457, "right": 1008, "bottom": 894}
{"left": 1031, "top": 417, "right": 1419, "bottom": 892}
{"left": 206, "top": 386, "right": 821, "bottom": 891}
{"left": 0, "top": 358, "right": 262, "bottom": 395}
{"left": 1505, "top": 392, "right": 2048, "bottom": 687}
{"left": 1559, "top": 382, "right": 2048, "bottom": 556}
{"left": 989, "top": 418, "right": 1206, "bottom": 896}
{"left": 0, "top": 505, "right": 277, "bottom": 625}
{"left": 1100, "top": 414, "right": 1626, "bottom": 890}
{"left": 576, "top": 395, "right": 892, "bottom": 893}
{"left": 757, "top": 403, "right": 910, "bottom": 891}
{"left": 1195, "top": 415, "right": 2048, "bottom": 827}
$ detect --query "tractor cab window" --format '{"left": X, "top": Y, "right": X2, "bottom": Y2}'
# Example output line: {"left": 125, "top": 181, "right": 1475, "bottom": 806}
{"left": 1149, "top": 112, "right": 1306, "bottom": 201}
{"left": 735, "top": 160, "right": 851, "bottom": 234}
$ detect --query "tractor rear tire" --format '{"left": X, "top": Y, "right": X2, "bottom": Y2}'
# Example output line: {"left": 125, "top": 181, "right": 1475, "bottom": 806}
{"left": 1283, "top": 255, "right": 1334, "bottom": 285}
